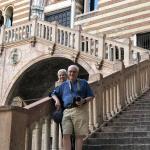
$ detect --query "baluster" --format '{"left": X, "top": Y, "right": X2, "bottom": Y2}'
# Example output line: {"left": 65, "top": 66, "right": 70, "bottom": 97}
{"left": 68, "top": 32, "right": 71, "bottom": 47}
{"left": 114, "top": 84, "right": 118, "bottom": 113}
{"left": 44, "top": 25, "right": 46, "bottom": 39}
{"left": 42, "top": 117, "right": 50, "bottom": 150}
{"left": 15, "top": 28, "right": 18, "bottom": 41}
{"left": 34, "top": 122, "right": 42, "bottom": 150}
{"left": 65, "top": 31, "right": 68, "bottom": 46}
{"left": 88, "top": 38, "right": 91, "bottom": 55}
{"left": 41, "top": 25, "right": 44, "bottom": 39}
{"left": 52, "top": 121, "right": 59, "bottom": 149}
{"left": 95, "top": 40, "right": 98, "bottom": 57}
{"left": 10, "top": 29, "right": 13, "bottom": 42}
{"left": 89, "top": 101, "right": 94, "bottom": 131}
{"left": 103, "top": 88, "right": 107, "bottom": 120}
{"left": 70, "top": 32, "right": 73, "bottom": 48}
{"left": 60, "top": 30, "right": 62, "bottom": 45}
{"left": 59, "top": 125, "right": 63, "bottom": 149}
{"left": 93, "top": 40, "right": 97, "bottom": 56}
{"left": 8, "top": 30, "right": 11, "bottom": 43}
{"left": 72, "top": 33, "right": 75, "bottom": 49}
{"left": 111, "top": 85, "right": 115, "bottom": 116}
{"left": 117, "top": 83, "right": 121, "bottom": 111}
{"left": 25, "top": 127, "right": 32, "bottom": 150}
{"left": 64, "top": 31, "right": 66, "bottom": 46}
{"left": 93, "top": 97, "right": 97, "bottom": 128}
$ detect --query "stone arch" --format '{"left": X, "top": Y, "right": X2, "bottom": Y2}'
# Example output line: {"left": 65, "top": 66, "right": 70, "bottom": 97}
{"left": 3, "top": 54, "right": 94, "bottom": 105}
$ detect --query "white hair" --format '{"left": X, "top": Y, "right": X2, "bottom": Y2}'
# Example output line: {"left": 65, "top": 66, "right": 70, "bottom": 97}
{"left": 57, "top": 69, "right": 67, "bottom": 76}
{"left": 68, "top": 65, "right": 79, "bottom": 72}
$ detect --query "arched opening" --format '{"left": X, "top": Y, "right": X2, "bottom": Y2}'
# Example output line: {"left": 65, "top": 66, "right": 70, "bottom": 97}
{"left": 0, "top": 10, "right": 4, "bottom": 27}
{"left": 5, "top": 6, "right": 13, "bottom": 27}
{"left": 7, "top": 58, "right": 89, "bottom": 104}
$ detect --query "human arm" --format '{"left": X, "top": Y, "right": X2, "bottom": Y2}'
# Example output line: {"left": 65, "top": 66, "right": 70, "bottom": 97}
{"left": 51, "top": 85, "right": 62, "bottom": 110}
{"left": 51, "top": 95, "right": 61, "bottom": 110}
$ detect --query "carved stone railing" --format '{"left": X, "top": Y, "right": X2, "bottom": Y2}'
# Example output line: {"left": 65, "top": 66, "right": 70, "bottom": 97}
{"left": 0, "top": 18, "right": 149, "bottom": 66}
{"left": 1, "top": 58, "right": 150, "bottom": 150}
{"left": 0, "top": 97, "right": 51, "bottom": 150}
{"left": 88, "top": 58, "right": 150, "bottom": 131}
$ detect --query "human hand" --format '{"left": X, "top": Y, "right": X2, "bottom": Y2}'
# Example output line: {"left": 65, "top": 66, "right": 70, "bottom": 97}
{"left": 55, "top": 100, "right": 61, "bottom": 110}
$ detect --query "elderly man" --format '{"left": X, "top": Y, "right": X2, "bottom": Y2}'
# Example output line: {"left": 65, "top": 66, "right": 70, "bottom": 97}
{"left": 52, "top": 65, "right": 94, "bottom": 150}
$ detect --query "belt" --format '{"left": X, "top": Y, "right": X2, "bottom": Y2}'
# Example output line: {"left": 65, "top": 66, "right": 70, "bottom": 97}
{"left": 65, "top": 104, "right": 77, "bottom": 109}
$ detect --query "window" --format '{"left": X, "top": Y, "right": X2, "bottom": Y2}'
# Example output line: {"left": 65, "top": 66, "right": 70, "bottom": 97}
{"left": 45, "top": 9, "right": 71, "bottom": 27}
{"left": 88, "top": 0, "right": 99, "bottom": 11}
{"left": 5, "top": 6, "right": 13, "bottom": 27}
{"left": 137, "top": 32, "right": 150, "bottom": 50}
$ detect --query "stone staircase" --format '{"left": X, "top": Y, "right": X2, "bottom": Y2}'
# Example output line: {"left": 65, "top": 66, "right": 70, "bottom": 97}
{"left": 83, "top": 90, "right": 150, "bottom": 150}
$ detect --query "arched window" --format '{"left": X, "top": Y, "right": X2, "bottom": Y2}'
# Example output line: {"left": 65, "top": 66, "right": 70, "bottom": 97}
{"left": 5, "top": 6, "right": 13, "bottom": 27}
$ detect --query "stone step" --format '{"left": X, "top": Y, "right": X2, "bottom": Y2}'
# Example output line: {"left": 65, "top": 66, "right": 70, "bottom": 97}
{"left": 91, "top": 131, "right": 150, "bottom": 138}
{"left": 107, "top": 121, "right": 150, "bottom": 126}
{"left": 85, "top": 137, "right": 150, "bottom": 145}
{"left": 101, "top": 125, "right": 150, "bottom": 132}
{"left": 130, "top": 103, "right": 150, "bottom": 106}
{"left": 117, "top": 114, "right": 150, "bottom": 118}
{"left": 128, "top": 106, "right": 150, "bottom": 109}
{"left": 114, "top": 117, "right": 150, "bottom": 122}
{"left": 83, "top": 144, "right": 150, "bottom": 150}
{"left": 121, "top": 110, "right": 150, "bottom": 115}
{"left": 134, "top": 101, "right": 150, "bottom": 104}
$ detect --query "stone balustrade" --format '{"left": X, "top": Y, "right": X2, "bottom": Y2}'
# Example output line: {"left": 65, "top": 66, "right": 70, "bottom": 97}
{"left": 89, "top": 59, "right": 150, "bottom": 131}
{"left": 0, "top": 18, "right": 149, "bottom": 66}
{"left": 1, "top": 57, "right": 150, "bottom": 150}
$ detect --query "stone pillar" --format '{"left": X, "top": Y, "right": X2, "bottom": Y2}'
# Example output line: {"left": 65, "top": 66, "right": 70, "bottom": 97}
{"left": 84, "top": 0, "right": 89, "bottom": 13}
{"left": 71, "top": 0, "right": 76, "bottom": 28}
{"left": 0, "top": 106, "right": 28, "bottom": 150}
{"left": 44, "top": 117, "right": 50, "bottom": 150}
{"left": 98, "top": 34, "right": 106, "bottom": 59}
{"left": 124, "top": 38, "right": 132, "bottom": 66}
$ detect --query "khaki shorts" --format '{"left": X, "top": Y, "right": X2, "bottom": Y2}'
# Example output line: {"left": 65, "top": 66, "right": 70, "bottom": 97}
{"left": 62, "top": 104, "right": 89, "bottom": 136}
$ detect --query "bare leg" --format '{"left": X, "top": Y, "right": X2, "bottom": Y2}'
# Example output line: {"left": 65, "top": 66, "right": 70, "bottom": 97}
{"left": 76, "top": 135, "right": 84, "bottom": 150}
{"left": 63, "top": 134, "right": 71, "bottom": 150}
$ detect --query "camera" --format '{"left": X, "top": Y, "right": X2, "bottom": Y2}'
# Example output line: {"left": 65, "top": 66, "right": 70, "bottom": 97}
{"left": 73, "top": 96, "right": 81, "bottom": 102}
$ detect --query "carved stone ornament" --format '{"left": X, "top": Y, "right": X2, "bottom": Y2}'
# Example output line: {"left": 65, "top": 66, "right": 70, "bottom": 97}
{"left": 9, "top": 48, "right": 22, "bottom": 65}
{"left": 72, "top": 51, "right": 80, "bottom": 63}
{"left": 96, "top": 59, "right": 104, "bottom": 70}
{"left": 48, "top": 43, "right": 56, "bottom": 55}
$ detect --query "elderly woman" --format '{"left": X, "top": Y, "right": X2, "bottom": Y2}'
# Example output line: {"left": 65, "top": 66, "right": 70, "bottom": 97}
{"left": 55, "top": 69, "right": 67, "bottom": 87}
{"left": 51, "top": 69, "right": 67, "bottom": 150}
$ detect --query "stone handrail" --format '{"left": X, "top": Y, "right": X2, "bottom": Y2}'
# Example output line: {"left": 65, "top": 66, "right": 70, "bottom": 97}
{"left": 0, "top": 97, "right": 51, "bottom": 150}
{"left": 88, "top": 59, "right": 150, "bottom": 131}
{"left": 0, "top": 18, "right": 149, "bottom": 66}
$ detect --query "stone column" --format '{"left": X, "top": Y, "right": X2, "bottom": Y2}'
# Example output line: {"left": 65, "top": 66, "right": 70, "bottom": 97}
{"left": 71, "top": 0, "right": 76, "bottom": 28}
{"left": 0, "top": 106, "right": 28, "bottom": 150}
{"left": 84, "top": 0, "right": 89, "bottom": 13}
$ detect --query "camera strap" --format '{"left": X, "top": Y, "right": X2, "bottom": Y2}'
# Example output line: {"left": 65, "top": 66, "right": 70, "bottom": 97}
{"left": 68, "top": 79, "right": 80, "bottom": 94}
